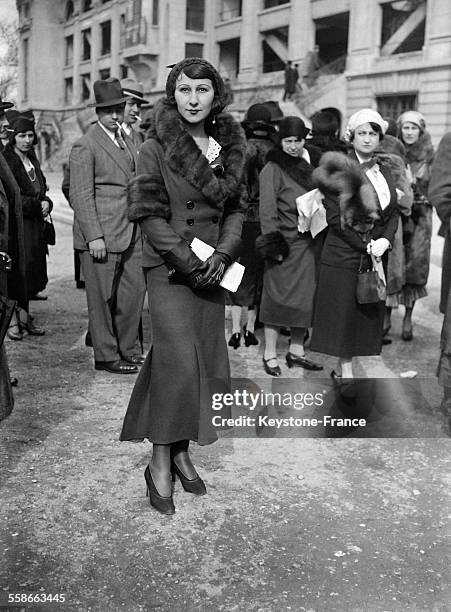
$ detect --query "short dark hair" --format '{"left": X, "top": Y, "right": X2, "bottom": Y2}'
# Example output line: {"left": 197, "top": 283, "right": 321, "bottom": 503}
{"left": 349, "top": 121, "right": 383, "bottom": 142}
{"left": 165, "top": 58, "right": 227, "bottom": 117}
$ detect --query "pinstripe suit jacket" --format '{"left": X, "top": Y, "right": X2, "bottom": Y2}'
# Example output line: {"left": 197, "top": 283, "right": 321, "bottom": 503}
{"left": 69, "top": 123, "right": 139, "bottom": 252}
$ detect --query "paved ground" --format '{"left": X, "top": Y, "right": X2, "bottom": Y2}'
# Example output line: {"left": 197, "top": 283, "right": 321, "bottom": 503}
{"left": 0, "top": 172, "right": 449, "bottom": 612}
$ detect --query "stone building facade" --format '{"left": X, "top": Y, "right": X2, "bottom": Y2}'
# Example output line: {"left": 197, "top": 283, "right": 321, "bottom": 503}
{"left": 15, "top": 0, "right": 451, "bottom": 144}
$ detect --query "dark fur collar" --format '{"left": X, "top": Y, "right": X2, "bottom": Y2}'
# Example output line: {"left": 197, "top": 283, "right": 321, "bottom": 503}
{"left": 3, "top": 145, "right": 46, "bottom": 198}
{"left": 147, "top": 99, "right": 245, "bottom": 209}
{"left": 265, "top": 147, "right": 313, "bottom": 191}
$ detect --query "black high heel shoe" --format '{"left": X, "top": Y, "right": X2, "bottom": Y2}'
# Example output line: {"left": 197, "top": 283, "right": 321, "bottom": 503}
{"left": 262, "top": 357, "right": 281, "bottom": 377}
{"left": 228, "top": 332, "right": 241, "bottom": 349}
{"left": 286, "top": 352, "right": 323, "bottom": 370}
{"left": 144, "top": 465, "right": 175, "bottom": 515}
{"left": 243, "top": 328, "right": 258, "bottom": 347}
{"left": 171, "top": 461, "right": 207, "bottom": 495}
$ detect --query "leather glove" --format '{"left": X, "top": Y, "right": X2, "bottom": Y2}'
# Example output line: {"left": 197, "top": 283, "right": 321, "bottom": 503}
{"left": 169, "top": 261, "right": 208, "bottom": 289}
{"left": 195, "top": 251, "right": 232, "bottom": 289}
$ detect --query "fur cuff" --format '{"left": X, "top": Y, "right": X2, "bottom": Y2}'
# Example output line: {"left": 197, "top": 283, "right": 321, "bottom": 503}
{"left": 127, "top": 174, "right": 170, "bottom": 222}
{"left": 255, "top": 231, "right": 290, "bottom": 261}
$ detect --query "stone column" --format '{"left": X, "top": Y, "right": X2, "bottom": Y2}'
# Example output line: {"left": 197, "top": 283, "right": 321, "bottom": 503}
{"left": 237, "top": 0, "right": 260, "bottom": 84}
{"left": 288, "top": 0, "right": 314, "bottom": 64}
{"left": 347, "top": 0, "right": 381, "bottom": 72}
{"left": 423, "top": 0, "right": 451, "bottom": 60}
{"left": 156, "top": 0, "right": 186, "bottom": 88}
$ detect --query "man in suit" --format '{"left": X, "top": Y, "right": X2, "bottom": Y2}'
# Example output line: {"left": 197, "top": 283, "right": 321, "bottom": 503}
{"left": 69, "top": 78, "right": 145, "bottom": 374}
{"left": 120, "top": 78, "right": 149, "bottom": 148}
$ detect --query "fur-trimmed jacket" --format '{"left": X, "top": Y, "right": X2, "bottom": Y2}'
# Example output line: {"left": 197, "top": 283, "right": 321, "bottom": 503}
{"left": 312, "top": 151, "right": 399, "bottom": 270}
{"left": 127, "top": 99, "right": 246, "bottom": 270}
{"left": 257, "top": 147, "right": 315, "bottom": 261}
{"left": 2, "top": 145, "right": 52, "bottom": 220}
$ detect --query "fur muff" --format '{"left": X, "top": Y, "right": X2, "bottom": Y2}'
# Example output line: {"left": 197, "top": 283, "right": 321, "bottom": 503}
{"left": 312, "top": 151, "right": 378, "bottom": 232}
{"left": 127, "top": 174, "right": 170, "bottom": 221}
{"left": 144, "top": 98, "right": 246, "bottom": 211}
{"left": 255, "top": 230, "right": 290, "bottom": 261}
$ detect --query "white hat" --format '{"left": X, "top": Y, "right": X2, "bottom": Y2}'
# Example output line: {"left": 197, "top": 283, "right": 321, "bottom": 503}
{"left": 345, "top": 109, "right": 388, "bottom": 142}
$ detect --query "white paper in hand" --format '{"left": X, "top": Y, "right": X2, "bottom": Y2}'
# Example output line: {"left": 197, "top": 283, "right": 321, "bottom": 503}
{"left": 190, "top": 237, "right": 245, "bottom": 293}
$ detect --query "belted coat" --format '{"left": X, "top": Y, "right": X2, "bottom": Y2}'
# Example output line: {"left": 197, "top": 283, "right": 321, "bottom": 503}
{"left": 121, "top": 100, "right": 246, "bottom": 445}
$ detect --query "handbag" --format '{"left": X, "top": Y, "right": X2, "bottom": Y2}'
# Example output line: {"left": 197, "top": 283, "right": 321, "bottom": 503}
{"left": 43, "top": 213, "right": 56, "bottom": 246}
{"left": 356, "top": 254, "right": 386, "bottom": 305}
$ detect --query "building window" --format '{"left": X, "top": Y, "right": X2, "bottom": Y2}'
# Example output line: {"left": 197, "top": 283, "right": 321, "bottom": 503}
{"left": 185, "top": 43, "right": 203, "bottom": 58}
{"left": 65, "top": 35, "right": 74, "bottom": 65}
{"left": 152, "top": 0, "right": 159, "bottom": 25}
{"left": 81, "top": 73, "right": 91, "bottom": 102}
{"left": 100, "top": 20, "right": 111, "bottom": 55}
{"left": 377, "top": 93, "right": 418, "bottom": 119}
{"left": 120, "top": 64, "right": 129, "bottom": 78}
{"left": 264, "top": 0, "right": 289, "bottom": 8}
{"left": 186, "top": 0, "right": 204, "bottom": 31}
{"left": 82, "top": 28, "right": 91, "bottom": 61}
{"left": 83, "top": 0, "right": 93, "bottom": 12}
{"left": 65, "top": 0, "right": 74, "bottom": 20}
{"left": 381, "top": 1, "right": 426, "bottom": 55}
{"left": 219, "top": 0, "right": 242, "bottom": 21}
{"left": 99, "top": 68, "right": 110, "bottom": 80}
{"left": 64, "top": 77, "right": 73, "bottom": 104}
{"left": 262, "top": 39, "right": 285, "bottom": 73}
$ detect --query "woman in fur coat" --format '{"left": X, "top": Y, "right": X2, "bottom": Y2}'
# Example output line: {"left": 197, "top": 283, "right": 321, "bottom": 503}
{"left": 120, "top": 59, "right": 246, "bottom": 515}
{"left": 3, "top": 114, "right": 51, "bottom": 338}
{"left": 257, "top": 116, "right": 324, "bottom": 376}
{"left": 392, "top": 111, "right": 434, "bottom": 341}
{"left": 310, "top": 109, "right": 399, "bottom": 381}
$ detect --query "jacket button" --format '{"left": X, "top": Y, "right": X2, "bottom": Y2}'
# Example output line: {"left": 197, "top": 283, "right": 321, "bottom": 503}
{"left": 186, "top": 200, "right": 194, "bottom": 209}
{"left": 211, "top": 215, "right": 219, "bottom": 224}
{"left": 186, "top": 218, "right": 194, "bottom": 226}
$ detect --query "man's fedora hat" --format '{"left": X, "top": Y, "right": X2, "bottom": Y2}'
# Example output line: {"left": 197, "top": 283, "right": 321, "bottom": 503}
{"left": 87, "top": 78, "right": 128, "bottom": 108}
{"left": 120, "top": 78, "right": 149, "bottom": 104}
{"left": 0, "top": 96, "right": 14, "bottom": 112}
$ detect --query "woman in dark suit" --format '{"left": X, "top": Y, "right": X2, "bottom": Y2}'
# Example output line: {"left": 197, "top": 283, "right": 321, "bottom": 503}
{"left": 257, "top": 116, "right": 324, "bottom": 376}
{"left": 120, "top": 58, "right": 246, "bottom": 514}
{"left": 3, "top": 114, "right": 50, "bottom": 338}
{"left": 310, "top": 109, "right": 399, "bottom": 381}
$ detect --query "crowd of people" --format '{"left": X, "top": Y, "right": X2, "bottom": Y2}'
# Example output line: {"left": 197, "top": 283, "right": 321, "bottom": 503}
{"left": 1, "top": 57, "right": 451, "bottom": 515}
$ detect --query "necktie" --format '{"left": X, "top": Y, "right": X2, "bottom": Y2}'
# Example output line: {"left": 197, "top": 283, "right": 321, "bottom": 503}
{"left": 116, "top": 129, "right": 135, "bottom": 173}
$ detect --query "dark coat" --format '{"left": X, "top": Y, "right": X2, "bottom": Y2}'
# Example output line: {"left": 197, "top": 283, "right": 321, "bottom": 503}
{"left": 429, "top": 132, "right": 451, "bottom": 314}
{"left": 0, "top": 153, "right": 27, "bottom": 309}
{"left": 310, "top": 151, "right": 399, "bottom": 358}
{"left": 127, "top": 99, "right": 246, "bottom": 269}
{"left": 258, "top": 147, "right": 322, "bottom": 327}
{"left": 121, "top": 100, "right": 246, "bottom": 445}
{"left": 2, "top": 145, "right": 51, "bottom": 298}
{"left": 403, "top": 131, "right": 434, "bottom": 289}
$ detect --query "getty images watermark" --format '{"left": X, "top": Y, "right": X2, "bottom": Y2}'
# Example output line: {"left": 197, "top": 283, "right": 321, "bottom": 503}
{"left": 210, "top": 389, "right": 367, "bottom": 430}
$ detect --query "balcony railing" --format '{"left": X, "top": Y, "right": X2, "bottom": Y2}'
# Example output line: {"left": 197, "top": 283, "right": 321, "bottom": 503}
{"left": 121, "top": 16, "right": 148, "bottom": 49}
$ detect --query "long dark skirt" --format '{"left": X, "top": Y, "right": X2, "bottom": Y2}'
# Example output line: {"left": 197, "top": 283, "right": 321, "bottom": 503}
{"left": 310, "top": 263, "right": 384, "bottom": 359}
{"left": 260, "top": 235, "right": 319, "bottom": 327}
{"left": 120, "top": 264, "right": 230, "bottom": 445}
{"left": 227, "top": 221, "right": 263, "bottom": 307}
{"left": 24, "top": 218, "right": 48, "bottom": 297}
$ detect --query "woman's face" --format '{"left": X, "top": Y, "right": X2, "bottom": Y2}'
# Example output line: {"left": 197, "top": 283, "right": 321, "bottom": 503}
{"left": 352, "top": 122, "right": 380, "bottom": 158}
{"left": 174, "top": 72, "right": 215, "bottom": 125}
{"left": 401, "top": 121, "right": 420, "bottom": 145}
{"left": 281, "top": 136, "right": 304, "bottom": 157}
{"left": 14, "top": 130, "right": 35, "bottom": 153}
